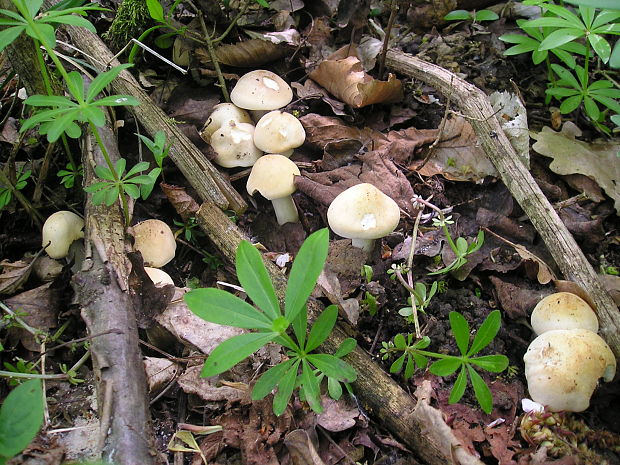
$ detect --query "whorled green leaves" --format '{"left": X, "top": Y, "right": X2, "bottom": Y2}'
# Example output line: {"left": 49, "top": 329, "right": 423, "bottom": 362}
{"left": 184, "top": 228, "right": 357, "bottom": 415}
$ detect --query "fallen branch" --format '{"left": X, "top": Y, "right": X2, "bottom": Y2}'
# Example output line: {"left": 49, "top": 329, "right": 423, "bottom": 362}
{"left": 385, "top": 49, "right": 620, "bottom": 359}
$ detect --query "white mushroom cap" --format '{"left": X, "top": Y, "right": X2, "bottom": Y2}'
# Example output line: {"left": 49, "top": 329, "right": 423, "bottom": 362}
{"left": 247, "top": 154, "right": 300, "bottom": 225}
{"left": 200, "top": 103, "right": 252, "bottom": 144}
{"left": 531, "top": 292, "right": 599, "bottom": 335}
{"left": 210, "top": 121, "right": 263, "bottom": 168}
{"left": 42, "top": 210, "right": 84, "bottom": 259}
{"left": 133, "top": 219, "right": 176, "bottom": 268}
{"left": 144, "top": 267, "right": 175, "bottom": 287}
{"left": 524, "top": 328, "right": 616, "bottom": 412}
{"left": 253, "top": 111, "right": 306, "bottom": 156}
{"left": 230, "top": 70, "right": 293, "bottom": 111}
{"left": 327, "top": 183, "right": 400, "bottom": 252}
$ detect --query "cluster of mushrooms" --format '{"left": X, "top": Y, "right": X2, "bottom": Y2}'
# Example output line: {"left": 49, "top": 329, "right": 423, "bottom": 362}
{"left": 524, "top": 292, "right": 616, "bottom": 412}
{"left": 203, "top": 69, "right": 402, "bottom": 251}
{"left": 41, "top": 212, "right": 176, "bottom": 287}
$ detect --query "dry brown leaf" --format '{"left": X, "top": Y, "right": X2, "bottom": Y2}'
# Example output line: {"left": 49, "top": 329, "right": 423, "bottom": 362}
{"left": 161, "top": 183, "right": 200, "bottom": 222}
{"left": 300, "top": 113, "right": 384, "bottom": 151}
{"left": 317, "top": 397, "right": 359, "bottom": 432}
{"left": 531, "top": 122, "right": 620, "bottom": 212}
{"left": 284, "top": 429, "right": 327, "bottom": 465}
{"left": 0, "top": 257, "right": 35, "bottom": 295}
{"left": 410, "top": 115, "right": 499, "bottom": 182}
{"left": 196, "top": 39, "right": 291, "bottom": 68}
{"left": 177, "top": 366, "right": 248, "bottom": 405}
{"left": 309, "top": 55, "right": 403, "bottom": 108}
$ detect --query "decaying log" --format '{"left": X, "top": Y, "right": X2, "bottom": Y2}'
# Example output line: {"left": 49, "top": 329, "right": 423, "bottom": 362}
{"left": 61, "top": 25, "right": 247, "bottom": 214}
{"left": 195, "top": 201, "right": 485, "bottom": 465}
{"left": 385, "top": 49, "right": 620, "bottom": 359}
{"left": 72, "top": 123, "right": 156, "bottom": 465}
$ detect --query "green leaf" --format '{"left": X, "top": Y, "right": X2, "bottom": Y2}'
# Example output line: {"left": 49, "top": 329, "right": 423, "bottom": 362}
{"left": 114, "top": 158, "right": 127, "bottom": 177}
{"left": 291, "top": 305, "right": 307, "bottom": 348}
{"left": 448, "top": 366, "right": 468, "bottom": 405}
{"left": 589, "top": 34, "right": 611, "bottom": 63}
{"left": 123, "top": 183, "right": 141, "bottom": 199}
{"left": 0, "top": 379, "right": 44, "bottom": 459}
{"left": 254, "top": 0, "right": 270, "bottom": 7}
{"left": 469, "top": 354, "right": 509, "bottom": 373}
{"left": 46, "top": 109, "right": 80, "bottom": 142}
{"left": 468, "top": 365, "right": 493, "bottom": 413}
{"left": 146, "top": 0, "right": 165, "bottom": 21}
{"left": 94, "top": 95, "right": 140, "bottom": 107}
{"left": 444, "top": 10, "right": 471, "bottom": 20}
{"left": 592, "top": 94, "right": 620, "bottom": 113}
{"left": 564, "top": 0, "right": 620, "bottom": 8}
{"left": 592, "top": 10, "right": 620, "bottom": 29}
{"left": 390, "top": 354, "right": 405, "bottom": 374}
{"left": 201, "top": 331, "right": 278, "bottom": 377}
{"left": 86, "top": 64, "right": 133, "bottom": 103}
{"left": 0, "top": 8, "right": 27, "bottom": 22}
{"left": 559, "top": 94, "right": 584, "bottom": 113}
{"left": 546, "top": 87, "right": 581, "bottom": 97}
{"left": 394, "top": 333, "right": 406, "bottom": 349}
{"left": 583, "top": 96, "right": 600, "bottom": 121}
{"left": 429, "top": 358, "right": 462, "bottom": 376}
{"left": 125, "top": 161, "right": 150, "bottom": 177}
{"left": 0, "top": 26, "right": 25, "bottom": 52}
{"left": 184, "top": 288, "right": 273, "bottom": 329}
{"left": 544, "top": 4, "right": 585, "bottom": 26}
{"left": 467, "top": 310, "right": 502, "bottom": 356}
{"left": 539, "top": 28, "right": 584, "bottom": 51}
{"left": 252, "top": 358, "right": 297, "bottom": 400}
{"left": 105, "top": 186, "right": 119, "bottom": 206}
{"left": 272, "top": 360, "right": 300, "bottom": 416}
{"left": 523, "top": 17, "right": 573, "bottom": 29}
{"left": 65, "top": 71, "right": 84, "bottom": 102}
{"left": 81, "top": 106, "right": 105, "bottom": 127}
{"left": 474, "top": 10, "right": 499, "bottom": 21}
{"left": 43, "top": 13, "right": 95, "bottom": 31}
{"left": 404, "top": 355, "right": 415, "bottom": 379}
{"left": 334, "top": 338, "right": 357, "bottom": 357}
{"left": 26, "top": 0, "right": 44, "bottom": 17}
{"left": 306, "top": 354, "right": 356, "bottom": 382}
{"left": 24, "top": 95, "right": 76, "bottom": 107}
{"left": 449, "top": 312, "right": 470, "bottom": 356}
{"left": 236, "top": 241, "right": 280, "bottom": 320}
{"left": 301, "top": 360, "right": 322, "bottom": 413}
{"left": 305, "top": 305, "right": 338, "bottom": 352}
{"left": 284, "top": 228, "right": 328, "bottom": 323}
{"left": 327, "top": 377, "right": 342, "bottom": 400}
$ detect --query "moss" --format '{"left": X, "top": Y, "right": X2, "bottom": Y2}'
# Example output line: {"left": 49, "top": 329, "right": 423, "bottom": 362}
{"left": 103, "top": 0, "right": 151, "bottom": 52}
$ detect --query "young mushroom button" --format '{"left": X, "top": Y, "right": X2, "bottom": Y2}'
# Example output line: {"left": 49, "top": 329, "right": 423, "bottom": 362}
{"left": 133, "top": 219, "right": 176, "bottom": 268}
{"left": 200, "top": 103, "right": 252, "bottom": 144}
{"left": 42, "top": 210, "right": 85, "bottom": 259}
{"left": 530, "top": 292, "right": 599, "bottom": 335}
{"left": 230, "top": 70, "right": 293, "bottom": 111}
{"left": 246, "top": 154, "right": 300, "bottom": 225}
{"left": 253, "top": 111, "right": 306, "bottom": 157}
{"left": 327, "top": 183, "right": 400, "bottom": 253}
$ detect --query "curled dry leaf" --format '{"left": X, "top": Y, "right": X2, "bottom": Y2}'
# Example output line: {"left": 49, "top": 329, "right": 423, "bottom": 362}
{"left": 196, "top": 39, "right": 291, "bottom": 68}
{"left": 309, "top": 54, "right": 403, "bottom": 108}
{"left": 161, "top": 183, "right": 200, "bottom": 222}
{"left": 0, "top": 257, "right": 35, "bottom": 295}
{"left": 531, "top": 122, "right": 620, "bottom": 212}
{"left": 284, "top": 429, "right": 327, "bottom": 465}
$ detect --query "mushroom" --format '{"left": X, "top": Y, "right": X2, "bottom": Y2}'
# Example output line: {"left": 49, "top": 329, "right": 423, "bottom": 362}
{"left": 230, "top": 70, "right": 293, "bottom": 111}
{"left": 42, "top": 210, "right": 85, "bottom": 259}
{"left": 246, "top": 154, "right": 300, "bottom": 225}
{"left": 327, "top": 183, "right": 400, "bottom": 253}
{"left": 523, "top": 328, "right": 616, "bottom": 412}
{"left": 531, "top": 292, "right": 598, "bottom": 335}
{"left": 144, "top": 267, "right": 175, "bottom": 287}
{"left": 133, "top": 219, "right": 176, "bottom": 267}
{"left": 210, "top": 121, "right": 263, "bottom": 168}
{"left": 253, "top": 110, "right": 306, "bottom": 157}
{"left": 200, "top": 103, "right": 252, "bottom": 144}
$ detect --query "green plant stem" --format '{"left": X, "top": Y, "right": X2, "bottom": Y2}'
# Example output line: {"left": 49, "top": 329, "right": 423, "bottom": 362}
{"left": 0, "top": 370, "right": 69, "bottom": 380}
{"left": 212, "top": 0, "right": 251, "bottom": 44}
{"left": 0, "top": 300, "right": 44, "bottom": 337}
{"left": 413, "top": 196, "right": 458, "bottom": 252}
{"left": 190, "top": 1, "right": 229, "bottom": 102}
{"left": 89, "top": 122, "right": 131, "bottom": 225}
{"left": 128, "top": 24, "right": 168, "bottom": 63}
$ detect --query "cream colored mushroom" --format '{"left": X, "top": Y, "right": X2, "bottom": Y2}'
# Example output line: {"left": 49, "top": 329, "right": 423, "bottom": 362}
{"left": 200, "top": 103, "right": 252, "bottom": 144}
{"left": 230, "top": 70, "right": 293, "bottom": 111}
{"left": 531, "top": 292, "right": 598, "bottom": 335}
{"left": 524, "top": 329, "right": 616, "bottom": 412}
{"left": 253, "top": 111, "right": 306, "bottom": 156}
{"left": 133, "top": 219, "right": 176, "bottom": 267}
{"left": 327, "top": 183, "right": 400, "bottom": 253}
{"left": 246, "top": 154, "right": 300, "bottom": 225}
{"left": 42, "top": 210, "right": 84, "bottom": 259}
{"left": 144, "top": 267, "right": 174, "bottom": 287}
{"left": 210, "top": 121, "right": 263, "bottom": 168}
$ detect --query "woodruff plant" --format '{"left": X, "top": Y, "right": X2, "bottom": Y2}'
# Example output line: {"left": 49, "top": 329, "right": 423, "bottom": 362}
{"left": 184, "top": 229, "right": 357, "bottom": 416}
{"left": 0, "top": 0, "right": 163, "bottom": 224}
{"left": 380, "top": 310, "right": 508, "bottom": 413}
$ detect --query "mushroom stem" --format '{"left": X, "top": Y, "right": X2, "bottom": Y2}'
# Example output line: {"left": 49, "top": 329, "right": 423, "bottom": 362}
{"left": 351, "top": 238, "right": 375, "bottom": 253}
{"left": 271, "top": 196, "right": 298, "bottom": 225}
